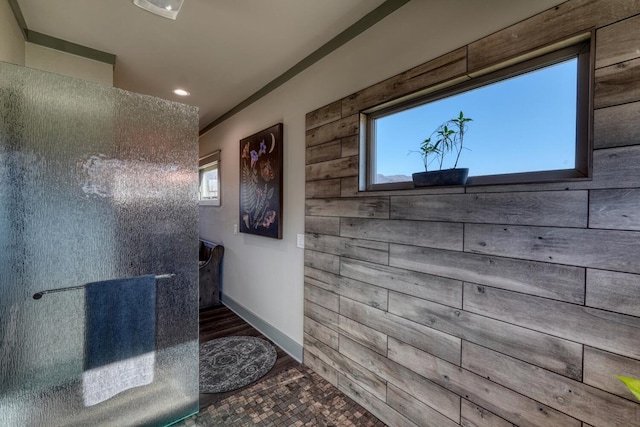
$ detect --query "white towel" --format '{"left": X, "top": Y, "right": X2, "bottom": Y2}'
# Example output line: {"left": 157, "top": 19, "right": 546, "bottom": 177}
{"left": 82, "top": 351, "right": 155, "bottom": 407}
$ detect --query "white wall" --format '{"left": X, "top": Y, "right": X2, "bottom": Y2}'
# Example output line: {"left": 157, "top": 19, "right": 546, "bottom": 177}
{"left": 0, "top": 0, "right": 25, "bottom": 65}
{"left": 198, "top": 0, "right": 564, "bottom": 350}
{"left": 25, "top": 43, "right": 113, "bottom": 86}
{"left": 0, "top": 1, "right": 112, "bottom": 85}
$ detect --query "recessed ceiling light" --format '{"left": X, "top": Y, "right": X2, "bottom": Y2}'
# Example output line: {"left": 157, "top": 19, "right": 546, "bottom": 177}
{"left": 133, "top": 0, "right": 184, "bottom": 20}
{"left": 173, "top": 89, "right": 190, "bottom": 96}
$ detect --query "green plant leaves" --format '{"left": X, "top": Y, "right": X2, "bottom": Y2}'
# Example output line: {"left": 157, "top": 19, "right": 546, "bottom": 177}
{"left": 616, "top": 375, "right": 640, "bottom": 400}
{"left": 410, "top": 111, "right": 472, "bottom": 171}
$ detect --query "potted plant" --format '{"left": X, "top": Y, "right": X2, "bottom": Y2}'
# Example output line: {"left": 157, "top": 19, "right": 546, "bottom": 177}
{"left": 410, "top": 111, "right": 472, "bottom": 187}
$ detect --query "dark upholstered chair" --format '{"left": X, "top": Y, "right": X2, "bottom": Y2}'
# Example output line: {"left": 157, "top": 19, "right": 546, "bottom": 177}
{"left": 199, "top": 240, "right": 224, "bottom": 308}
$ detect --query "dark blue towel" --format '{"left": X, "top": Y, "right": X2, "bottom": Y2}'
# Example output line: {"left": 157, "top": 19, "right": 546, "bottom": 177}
{"left": 84, "top": 275, "right": 156, "bottom": 370}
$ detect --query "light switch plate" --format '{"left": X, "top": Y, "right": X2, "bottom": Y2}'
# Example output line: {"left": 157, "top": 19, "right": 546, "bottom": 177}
{"left": 296, "top": 233, "right": 305, "bottom": 249}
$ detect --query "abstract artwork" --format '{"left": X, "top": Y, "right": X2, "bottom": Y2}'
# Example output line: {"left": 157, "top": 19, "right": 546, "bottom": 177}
{"left": 239, "top": 123, "right": 283, "bottom": 239}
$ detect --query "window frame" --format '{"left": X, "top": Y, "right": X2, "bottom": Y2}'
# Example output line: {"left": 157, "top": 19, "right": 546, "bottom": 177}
{"left": 199, "top": 150, "right": 221, "bottom": 206}
{"left": 362, "top": 38, "right": 593, "bottom": 192}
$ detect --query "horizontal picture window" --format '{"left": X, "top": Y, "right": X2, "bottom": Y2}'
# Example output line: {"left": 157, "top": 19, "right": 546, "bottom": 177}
{"left": 364, "top": 40, "right": 591, "bottom": 190}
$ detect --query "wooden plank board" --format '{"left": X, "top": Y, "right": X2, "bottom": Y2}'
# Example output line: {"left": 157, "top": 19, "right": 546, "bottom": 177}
{"left": 305, "top": 234, "right": 389, "bottom": 265}
{"left": 305, "top": 266, "right": 388, "bottom": 310}
{"left": 304, "top": 249, "right": 340, "bottom": 274}
{"left": 304, "top": 315, "right": 339, "bottom": 350}
{"left": 341, "top": 135, "right": 359, "bottom": 158}
{"left": 305, "top": 155, "right": 358, "bottom": 181}
{"left": 337, "top": 374, "right": 419, "bottom": 427}
{"left": 342, "top": 48, "right": 467, "bottom": 117}
{"left": 340, "top": 257, "right": 463, "bottom": 309}
{"left": 583, "top": 346, "right": 640, "bottom": 401}
{"left": 388, "top": 291, "right": 583, "bottom": 380}
{"left": 340, "top": 218, "right": 463, "bottom": 251}
{"left": 467, "top": 0, "right": 640, "bottom": 72}
{"left": 465, "top": 223, "right": 640, "bottom": 274}
{"left": 305, "top": 114, "right": 358, "bottom": 147}
{"left": 387, "top": 383, "right": 461, "bottom": 427}
{"left": 340, "top": 297, "right": 462, "bottom": 365}
{"left": 306, "top": 140, "right": 342, "bottom": 165}
{"left": 355, "top": 182, "right": 466, "bottom": 198}
{"left": 304, "top": 300, "right": 338, "bottom": 331}
{"left": 590, "top": 188, "right": 640, "bottom": 231}
{"left": 306, "top": 197, "right": 389, "bottom": 219}
{"left": 340, "top": 176, "right": 359, "bottom": 197}
{"left": 594, "top": 57, "right": 640, "bottom": 109}
{"left": 338, "top": 314, "right": 387, "bottom": 356}
{"left": 340, "top": 335, "right": 461, "bottom": 423}
{"left": 303, "top": 349, "right": 338, "bottom": 387}
{"left": 462, "top": 341, "right": 640, "bottom": 427}
{"left": 305, "top": 216, "right": 340, "bottom": 235}
{"left": 304, "top": 333, "right": 387, "bottom": 400}
{"left": 589, "top": 145, "right": 640, "bottom": 189}
{"left": 390, "top": 191, "right": 588, "bottom": 228}
{"left": 463, "top": 283, "right": 640, "bottom": 360}
{"left": 389, "top": 244, "right": 585, "bottom": 304}
{"left": 596, "top": 14, "right": 640, "bottom": 69}
{"left": 461, "top": 399, "right": 516, "bottom": 427}
{"left": 304, "top": 283, "right": 339, "bottom": 312}
{"left": 305, "top": 100, "right": 341, "bottom": 131}
{"left": 388, "top": 337, "right": 581, "bottom": 427}
{"left": 593, "top": 101, "right": 640, "bottom": 149}
{"left": 586, "top": 268, "right": 640, "bottom": 317}
{"left": 305, "top": 178, "right": 341, "bottom": 199}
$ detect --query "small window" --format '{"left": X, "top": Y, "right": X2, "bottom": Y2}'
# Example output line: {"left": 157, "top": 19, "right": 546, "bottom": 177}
{"left": 199, "top": 151, "right": 221, "bottom": 206}
{"left": 365, "top": 41, "right": 591, "bottom": 190}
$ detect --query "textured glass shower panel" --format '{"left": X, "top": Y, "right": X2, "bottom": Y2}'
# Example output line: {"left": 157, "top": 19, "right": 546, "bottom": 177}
{"left": 0, "top": 61, "right": 199, "bottom": 426}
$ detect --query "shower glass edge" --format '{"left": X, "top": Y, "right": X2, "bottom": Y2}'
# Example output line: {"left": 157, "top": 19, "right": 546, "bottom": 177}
{"left": 0, "top": 61, "right": 199, "bottom": 426}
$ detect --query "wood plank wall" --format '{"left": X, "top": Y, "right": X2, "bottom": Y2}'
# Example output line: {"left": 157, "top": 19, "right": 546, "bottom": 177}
{"left": 303, "top": 1, "right": 640, "bottom": 426}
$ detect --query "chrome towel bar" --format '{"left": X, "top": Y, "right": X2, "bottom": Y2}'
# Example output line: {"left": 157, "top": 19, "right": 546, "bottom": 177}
{"left": 32, "top": 274, "right": 175, "bottom": 300}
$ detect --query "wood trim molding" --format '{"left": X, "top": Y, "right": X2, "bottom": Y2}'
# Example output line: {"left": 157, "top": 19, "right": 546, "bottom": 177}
{"left": 8, "top": 0, "right": 116, "bottom": 65}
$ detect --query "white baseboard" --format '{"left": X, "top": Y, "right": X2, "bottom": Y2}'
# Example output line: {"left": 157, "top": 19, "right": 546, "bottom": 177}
{"left": 220, "top": 295, "right": 303, "bottom": 363}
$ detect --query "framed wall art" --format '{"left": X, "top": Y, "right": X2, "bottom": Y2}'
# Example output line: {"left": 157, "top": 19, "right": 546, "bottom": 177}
{"left": 239, "top": 123, "right": 283, "bottom": 239}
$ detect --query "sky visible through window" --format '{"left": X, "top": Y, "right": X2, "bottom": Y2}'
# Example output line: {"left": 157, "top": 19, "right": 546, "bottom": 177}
{"left": 373, "top": 58, "right": 578, "bottom": 182}
{"left": 200, "top": 166, "right": 219, "bottom": 199}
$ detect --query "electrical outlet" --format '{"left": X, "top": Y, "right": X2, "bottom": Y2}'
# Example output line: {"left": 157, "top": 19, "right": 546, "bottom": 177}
{"left": 233, "top": 224, "right": 238, "bottom": 235}
{"left": 296, "top": 233, "right": 305, "bottom": 249}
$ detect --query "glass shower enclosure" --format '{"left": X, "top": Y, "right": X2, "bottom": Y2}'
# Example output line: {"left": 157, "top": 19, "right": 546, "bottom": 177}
{"left": 0, "top": 61, "right": 199, "bottom": 426}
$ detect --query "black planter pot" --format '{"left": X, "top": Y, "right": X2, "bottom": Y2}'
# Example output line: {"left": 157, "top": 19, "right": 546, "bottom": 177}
{"left": 412, "top": 168, "right": 469, "bottom": 187}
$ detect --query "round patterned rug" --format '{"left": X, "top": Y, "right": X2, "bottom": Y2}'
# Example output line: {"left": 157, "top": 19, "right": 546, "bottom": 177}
{"left": 200, "top": 336, "right": 277, "bottom": 394}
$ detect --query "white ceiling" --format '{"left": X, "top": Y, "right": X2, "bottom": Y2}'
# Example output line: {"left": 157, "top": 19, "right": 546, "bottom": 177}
{"left": 17, "top": 0, "right": 386, "bottom": 130}
{"left": 16, "top": 1, "right": 569, "bottom": 133}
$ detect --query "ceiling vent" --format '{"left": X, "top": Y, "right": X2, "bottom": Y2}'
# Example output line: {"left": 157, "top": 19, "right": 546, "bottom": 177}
{"left": 133, "top": 0, "right": 184, "bottom": 20}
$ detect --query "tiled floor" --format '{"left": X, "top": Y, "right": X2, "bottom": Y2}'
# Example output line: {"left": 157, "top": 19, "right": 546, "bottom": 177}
{"left": 177, "top": 305, "right": 385, "bottom": 426}
{"left": 177, "top": 364, "right": 385, "bottom": 427}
